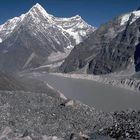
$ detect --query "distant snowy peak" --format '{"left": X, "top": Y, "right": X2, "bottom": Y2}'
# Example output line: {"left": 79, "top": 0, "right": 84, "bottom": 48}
{"left": 0, "top": 17, "right": 22, "bottom": 37}
{"left": 30, "top": 3, "right": 49, "bottom": 15}
{"left": 0, "top": 3, "right": 95, "bottom": 71}
{"left": 27, "top": 3, "right": 95, "bottom": 44}
{"left": 120, "top": 9, "right": 140, "bottom": 26}
{"left": 0, "top": 3, "right": 95, "bottom": 45}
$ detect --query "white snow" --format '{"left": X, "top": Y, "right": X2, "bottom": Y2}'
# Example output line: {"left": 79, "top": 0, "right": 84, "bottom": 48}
{"left": 0, "top": 15, "right": 25, "bottom": 38}
{"left": 130, "top": 10, "right": 140, "bottom": 24}
{"left": 0, "top": 38, "right": 2, "bottom": 43}
{"left": 20, "top": 14, "right": 25, "bottom": 21}
{"left": 67, "top": 45, "right": 74, "bottom": 49}
{"left": 120, "top": 14, "right": 131, "bottom": 25}
{"left": 29, "top": 3, "right": 54, "bottom": 23}
{"left": 56, "top": 24, "right": 86, "bottom": 45}
{"left": 55, "top": 15, "right": 81, "bottom": 22}
{"left": 33, "top": 3, "right": 51, "bottom": 18}
{"left": 0, "top": 3, "right": 94, "bottom": 47}
{"left": 0, "top": 4, "right": 53, "bottom": 41}
{"left": 66, "top": 28, "right": 82, "bottom": 44}
{"left": 120, "top": 10, "right": 140, "bottom": 25}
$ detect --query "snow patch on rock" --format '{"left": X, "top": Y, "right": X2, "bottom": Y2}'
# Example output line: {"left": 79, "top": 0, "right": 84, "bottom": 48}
{"left": 120, "top": 10, "right": 140, "bottom": 25}
{"left": 0, "top": 38, "right": 2, "bottom": 43}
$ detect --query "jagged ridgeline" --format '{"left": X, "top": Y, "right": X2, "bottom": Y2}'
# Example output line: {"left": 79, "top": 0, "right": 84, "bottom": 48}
{"left": 0, "top": 3, "right": 95, "bottom": 72}
{"left": 60, "top": 8, "right": 140, "bottom": 75}
{"left": 0, "top": 3, "right": 140, "bottom": 140}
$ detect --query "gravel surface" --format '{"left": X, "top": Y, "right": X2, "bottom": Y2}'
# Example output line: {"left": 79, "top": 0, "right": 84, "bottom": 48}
{"left": 0, "top": 90, "right": 113, "bottom": 139}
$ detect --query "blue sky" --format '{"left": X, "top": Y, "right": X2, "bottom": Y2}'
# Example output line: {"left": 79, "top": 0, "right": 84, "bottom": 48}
{"left": 0, "top": 0, "right": 139, "bottom": 27}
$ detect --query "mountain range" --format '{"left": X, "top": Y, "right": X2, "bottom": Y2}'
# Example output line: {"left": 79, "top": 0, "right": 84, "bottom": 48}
{"left": 0, "top": 3, "right": 140, "bottom": 93}
{"left": 60, "top": 8, "right": 140, "bottom": 76}
{"left": 0, "top": 3, "right": 140, "bottom": 92}
{"left": 0, "top": 3, "right": 94, "bottom": 72}
{"left": 0, "top": 3, "right": 140, "bottom": 139}
{"left": 2, "top": 3, "right": 140, "bottom": 78}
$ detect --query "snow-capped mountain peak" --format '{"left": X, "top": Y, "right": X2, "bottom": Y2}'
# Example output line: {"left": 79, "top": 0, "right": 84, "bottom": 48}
{"left": 0, "top": 3, "right": 54, "bottom": 40}
{"left": 32, "top": 3, "right": 43, "bottom": 9}
{"left": 0, "top": 3, "right": 95, "bottom": 71}
{"left": 30, "top": 3, "right": 48, "bottom": 14}
{"left": 28, "top": 3, "right": 53, "bottom": 19}
{"left": 120, "top": 9, "right": 140, "bottom": 25}
{"left": 0, "top": 3, "right": 95, "bottom": 45}
{"left": 0, "top": 38, "right": 2, "bottom": 43}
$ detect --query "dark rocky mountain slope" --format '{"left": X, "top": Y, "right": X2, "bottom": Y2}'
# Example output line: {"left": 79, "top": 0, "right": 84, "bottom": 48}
{"left": 60, "top": 9, "right": 140, "bottom": 75}
{"left": 0, "top": 3, "right": 95, "bottom": 72}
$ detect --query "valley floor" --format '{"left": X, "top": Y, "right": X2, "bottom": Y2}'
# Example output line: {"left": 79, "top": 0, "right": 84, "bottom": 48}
{"left": 20, "top": 72, "right": 140, "bottom": 112}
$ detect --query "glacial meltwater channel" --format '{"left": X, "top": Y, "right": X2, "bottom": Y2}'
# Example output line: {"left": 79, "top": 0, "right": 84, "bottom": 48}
{"left": 25, "top": 72, "right": 140, "bottom": 112}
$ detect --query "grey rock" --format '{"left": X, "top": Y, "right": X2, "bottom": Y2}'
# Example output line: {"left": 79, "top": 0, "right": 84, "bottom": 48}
{"left": 87, "top": 17, "right": 140, "bottom": 75}
{"left": 0, "top": 90, "right": 113, "bottom": 138}
{"left": 0, "top": 70, "right": 65, "bottom": 99}
{"left": 60, "top": 9, "right": 140, "bottom": 76}
{"left": 1, "top": 100, "right": 140, "bottom": 140}
{"left": 99, "top": 110, "right": 140, "bottom": 139}
{"left": 69, "top": 132, "right": 90, "bottom": 140}
{"left": 0, "top": 3, "right": 94, "bottom": 72}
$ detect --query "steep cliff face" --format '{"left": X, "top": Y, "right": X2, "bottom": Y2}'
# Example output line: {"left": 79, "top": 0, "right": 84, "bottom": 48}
{"left": 88, "top": 18, "right": 140, "bottom": 75}
{"left": 60, "top": 9, "right": 140, "bottom": 75}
